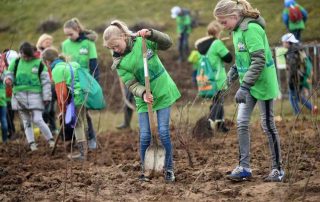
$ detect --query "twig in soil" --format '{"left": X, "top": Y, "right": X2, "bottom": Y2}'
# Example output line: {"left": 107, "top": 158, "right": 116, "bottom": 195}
{"left": 286, "top": 81, "right": 320, "bottom": 187}
{"left": 187, "top": 104, "right": 238, "bottom": 196}
{"left": 301, "top": 159, "right": 315, "bottom": 202}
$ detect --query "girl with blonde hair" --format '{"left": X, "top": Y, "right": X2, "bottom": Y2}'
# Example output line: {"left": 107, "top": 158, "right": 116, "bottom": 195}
{"left": 103, "top": 20, "right": 181, "bottom": 182}
{"left": 213, "top": 0, "right": 284, "bottom": 182}
{"left": 62, "top": 18, "right": 98, "bottom": 149}
{"left": 194, "top": 20, "right": 232, "bottom": 133}
{"left": 36, "top": 34, "right": 53, "bottom": 52}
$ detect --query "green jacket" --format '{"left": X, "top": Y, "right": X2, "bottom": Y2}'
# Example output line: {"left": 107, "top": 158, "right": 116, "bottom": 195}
{"left": 232, "top": 16, "right": 279, "bottom": 100}
{"left": 0, "top": 80, "right": 6, "bottom": 107}
{"left": 8, "top": 58, "right": 46, "bottom": 93}
{"left": 114, "top": 29, "right": 181, "bottom": 113}
{"left": 282, "top": 4, "right": 306, "bottom": 31}
{"left": 61, "top": 38, "right": 97, "bottom": 70}
{"left": 206, "top": 39, "right": 229, "bottom": 90}
{"left": 176, "top": 10, "right": 192, "bottom": 34}
{"left": 51, "top": 61, "right": 84, "bottom": 106}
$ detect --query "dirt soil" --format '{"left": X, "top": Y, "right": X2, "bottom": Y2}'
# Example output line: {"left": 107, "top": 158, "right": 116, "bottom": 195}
{"left": 0, "top": 117, "right": 319, "bottom": 202}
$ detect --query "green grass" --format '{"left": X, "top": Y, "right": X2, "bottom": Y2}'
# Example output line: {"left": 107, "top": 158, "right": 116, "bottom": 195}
{"left": 0, "top": 0, "right": 319, "bottom": 56}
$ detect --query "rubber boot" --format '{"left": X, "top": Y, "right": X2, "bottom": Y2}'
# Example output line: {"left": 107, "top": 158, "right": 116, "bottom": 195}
{"left": 68, "top": 141, "right": 88, "bottom": 161}
{"left": 116, "top": 107, "right": 133, "bottom": 130}
{"left": 217, "top": 122, "right": 229, "bottom": 133}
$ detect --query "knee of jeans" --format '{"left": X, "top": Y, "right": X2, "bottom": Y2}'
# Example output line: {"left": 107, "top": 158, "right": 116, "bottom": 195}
{"left": 158, "top": 128, "right": 170, "bottom": 141}
{"left": 140, "top": 131, "right": 151, "bottom": 142}
{"left": 237, "top": 119, "right": 250, "bottom": 128}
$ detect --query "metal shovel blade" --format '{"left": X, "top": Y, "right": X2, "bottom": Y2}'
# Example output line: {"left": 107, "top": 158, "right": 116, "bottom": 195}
{"left": 144, "top": 144, "right": 166, "bottom": 172}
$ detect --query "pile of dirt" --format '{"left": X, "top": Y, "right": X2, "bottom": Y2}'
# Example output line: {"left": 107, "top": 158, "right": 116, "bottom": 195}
{"left": 0, "top": 119, "right": 319, "bottom": 201}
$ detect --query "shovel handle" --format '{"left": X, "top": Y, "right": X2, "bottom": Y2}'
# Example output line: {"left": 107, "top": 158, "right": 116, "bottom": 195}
{"left": 142, "top": 38, "right": 158, "bottom": 145}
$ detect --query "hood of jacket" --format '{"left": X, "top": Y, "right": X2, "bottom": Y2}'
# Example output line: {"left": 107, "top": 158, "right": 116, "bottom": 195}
{"left": 195, "top": 36, "right": 215, "bottom": 55}
{"left": 76, "top": 30, "right": 98, "bottom": 42}
{"left": 110, "top": 36, "right": 136, "bottom": 70}
{"left": 234, "top": 16, "right": 266, "bottom": 31}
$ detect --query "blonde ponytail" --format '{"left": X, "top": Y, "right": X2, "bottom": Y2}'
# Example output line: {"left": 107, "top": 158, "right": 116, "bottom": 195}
{"left": 103, "top": 20, "right": 131, "bottom": 47}
{"left": 214, "top": 0, "right": 260, "bottom": 19}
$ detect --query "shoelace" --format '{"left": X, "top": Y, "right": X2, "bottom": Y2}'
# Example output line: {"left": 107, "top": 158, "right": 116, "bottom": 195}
{"left": 269, "top": 169, "right": 280, "bottom": 177}
{"left": 232, "top": 166, "right": 242, "bottom": 174}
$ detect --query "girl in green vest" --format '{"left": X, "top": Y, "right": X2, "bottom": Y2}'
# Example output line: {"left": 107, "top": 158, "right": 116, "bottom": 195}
{"left": 214, "top": 0, "right": 284, "bottom": 182}
{"left": 42, "top": 48, "right": 88, "bottom": 160}
{"left": 36, "top": 33, "right": 58, "bottom": 136}
{"left": 0, "top": 52, "right": 9, "bottom": 143}
{"left": 195, "top": 20, "right": 233, "bottom": 133}
{"left": 4, "top": 42, "right": 54, "bottom": 151}
{"left": 62, "top": 18, "right": 98, "bottom": 150}
{"left": 103, "top": 20, "right": 181, "bottom": 182}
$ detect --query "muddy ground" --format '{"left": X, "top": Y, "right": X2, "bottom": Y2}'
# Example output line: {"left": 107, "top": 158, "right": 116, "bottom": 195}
{"left": 0, "top": 117, "right": 319, "bottom": 202}
{"left": 1, "top": 51, "right": 320, "bottom": 201}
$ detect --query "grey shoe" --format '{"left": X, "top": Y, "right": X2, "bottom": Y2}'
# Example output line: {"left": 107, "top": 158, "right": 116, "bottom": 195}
{"left": 263, "top": 169, "right": 285, "bottom": 182}
{"left": 165, "top": 170, "right": 175, "bottom": 183}
{"left": 116, "top": 123, "right": 130, "bottom": 130}
{"left": 68, "top": 141, "right": 88, "bottom": 161}
{"left": 88, "top": 138, "right": 97, "bottom": 150}
{"left": 138, "top": 165, "right": 150, "bottom": 182}
{"left": 67, "top": 152, "right": 85, "bottom": 161}
{"left": 29, "top": 142, "right": 38, "bottom": 151}
{"left": 48, "top": 139, "right": 55, "bottom": 148}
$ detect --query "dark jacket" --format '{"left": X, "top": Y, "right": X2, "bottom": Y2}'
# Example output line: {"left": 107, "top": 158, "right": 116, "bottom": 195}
{"left": 285, "top": 43, "right": 303, "bottom": 90}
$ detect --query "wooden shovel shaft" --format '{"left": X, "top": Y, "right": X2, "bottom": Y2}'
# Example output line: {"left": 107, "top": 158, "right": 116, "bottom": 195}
{"left": 142, "top": 38, "right": 158, "bottom": 145}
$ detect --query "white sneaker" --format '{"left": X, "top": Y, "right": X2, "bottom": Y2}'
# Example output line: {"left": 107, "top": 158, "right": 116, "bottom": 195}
{"left": 264, "top": 168, "right": 285, "bottom": 182}
{"left": 30, "top": 142, "right": 38, "bottom": 151}
{"left": 48, "top": 139, "right": 55, "bottom": 148}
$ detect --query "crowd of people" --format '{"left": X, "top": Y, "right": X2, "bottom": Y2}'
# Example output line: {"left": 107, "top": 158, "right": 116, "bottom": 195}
{"left": 0, "top": 0, "right": 317, "bottom": 184}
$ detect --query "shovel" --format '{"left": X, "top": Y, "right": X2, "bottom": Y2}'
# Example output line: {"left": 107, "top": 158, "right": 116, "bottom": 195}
{"left": 142, "top": 38, "right": 166, "bottom": 172}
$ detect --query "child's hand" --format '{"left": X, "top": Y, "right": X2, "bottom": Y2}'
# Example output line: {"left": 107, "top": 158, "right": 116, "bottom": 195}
{"left": 143, "top": 92, "right": 153, "bottom": 104}
{"left": 5, "top": 79, "right": 12, "bottom": 86}
{"left": 136, "top": 29, "right": 152, "bottom": 38}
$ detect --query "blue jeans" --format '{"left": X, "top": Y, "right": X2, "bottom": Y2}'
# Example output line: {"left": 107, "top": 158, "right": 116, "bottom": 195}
{"left": 288, "top": 88, "right": 313, "bottom": 115}
{"left": 0, "top": 106, "right": 8, "bottom": 143}
{"left": 138, "top": 107, "right": 173, "bottom": 171}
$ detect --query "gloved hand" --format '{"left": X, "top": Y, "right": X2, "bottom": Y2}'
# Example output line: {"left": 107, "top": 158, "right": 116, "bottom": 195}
{"left": 235, "top": 85, "right": 250, "bottom": 104}
{"left": 227, "top": 64, "right": 238, "bottom": 86}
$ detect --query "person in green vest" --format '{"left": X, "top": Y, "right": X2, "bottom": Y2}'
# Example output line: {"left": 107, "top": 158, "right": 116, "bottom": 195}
{"left": 62, "top": 18, "right": 98, "bottom": 150}
{"left": 103, "top": 20, "right": 181, "bottom": 182}
{"left": 42, "top": 48, "right": 89, "bottom": 160}
{"left": 1, "top": 49, "right": 19, "bottom": 141}
{"left": 214, "top": 0, "right": 284, "bottom": 182}
{"left": 0, "top": 52, "right": 9, "bottom": 143}
{"left": 282, "top": 0, "right": 308, "bottom": 41}
{"left": 187, "top": 49, "right": 201, "bottom": 86}
{"left": 171, "top": 6, "right": 192, "bottom": 62}
{"left": 4, "top": 42, "right": 54, "bottom": 151}
{"left": 36, "top": 33, "right": 58, "bottom": 136}
{"left": 195, "top": 20, "right": 233, "bottom": 133}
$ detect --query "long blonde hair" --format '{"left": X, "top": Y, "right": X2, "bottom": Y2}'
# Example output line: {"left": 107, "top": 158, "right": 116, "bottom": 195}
{"left": 213, "top": 0, "right": 260, "bottom": 19}
{"left": 103, "top": 20, "right": 131, "bottom": 47}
